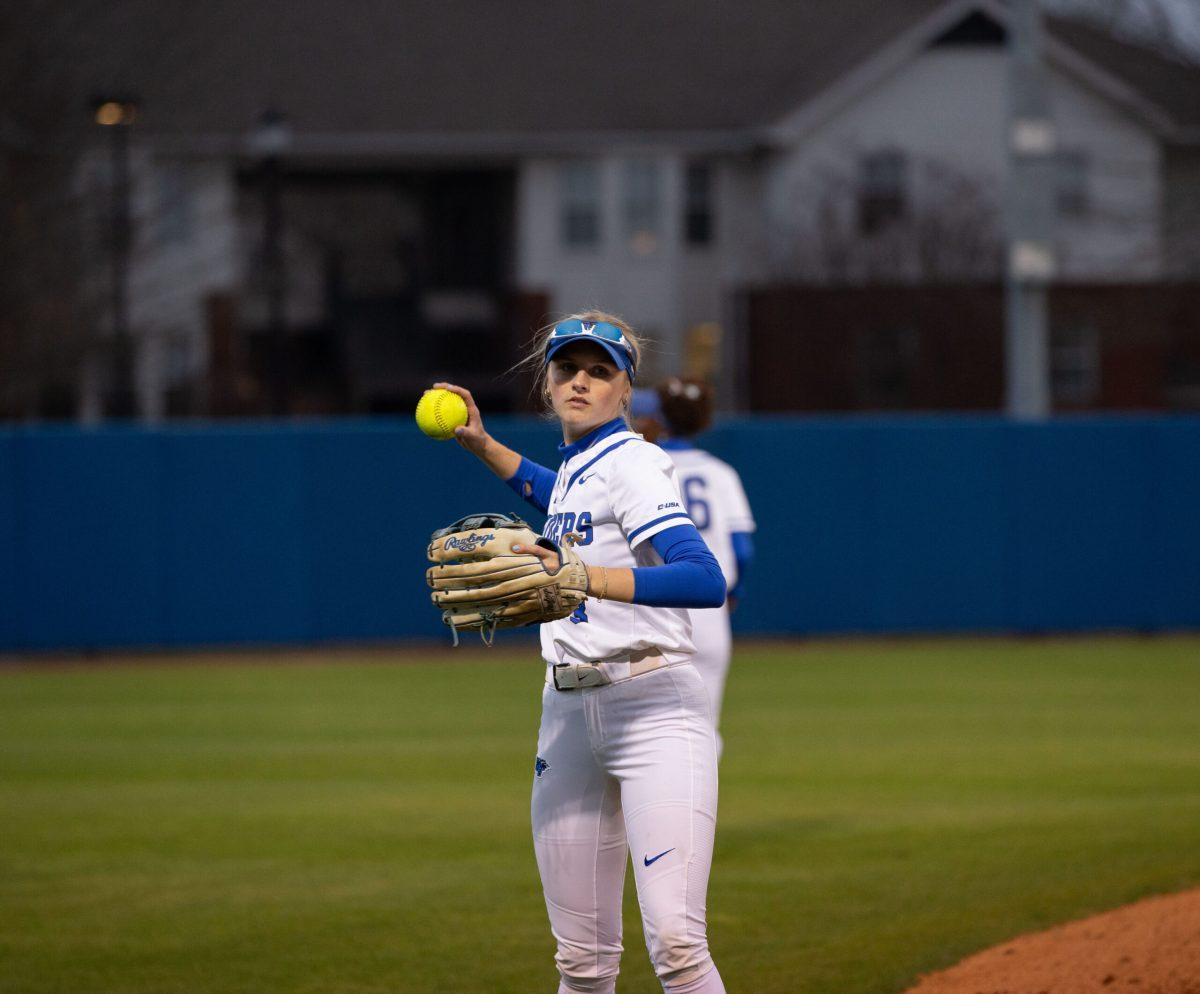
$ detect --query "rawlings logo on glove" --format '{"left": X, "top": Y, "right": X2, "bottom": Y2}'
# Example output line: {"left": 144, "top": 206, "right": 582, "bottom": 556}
{"left": 426, "top": 512, "right": 589, "bottom": 646}
{"left": 443, "top": 531, "right": 495, "bottom": 554}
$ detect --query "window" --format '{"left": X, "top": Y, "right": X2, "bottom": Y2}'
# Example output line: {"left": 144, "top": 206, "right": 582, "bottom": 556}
{"left": 858, "top": 150, "right": 908, "bottom": 235}
{"left": 157, "top": 163, "right": 193, "bottom": 244}
{"left": 1051, "top": 325, "right": 1100, "bottom": 405}
{"left": 684, "top": 162, "right": 713, "bottom": 246}
{"left": 1056, "top": 150, "right": 1090, "bottom": 217}
{"left": 560, "top": 161, "right": 601, "bottom": 248}
{"left": 623, "top": 159, "right": 660, "bottom": 254}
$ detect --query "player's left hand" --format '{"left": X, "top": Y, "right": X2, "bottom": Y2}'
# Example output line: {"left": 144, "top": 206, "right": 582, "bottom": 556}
{"left": 427, "top": 514, "right": 589, "bottom": 644}
{"left": 513, "top": 541, "right": 561, "bottom": 574}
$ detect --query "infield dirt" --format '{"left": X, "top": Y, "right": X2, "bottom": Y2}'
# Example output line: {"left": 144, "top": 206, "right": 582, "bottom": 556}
{"left": 903, "top": 888, "right": 1200, "bottom": 994}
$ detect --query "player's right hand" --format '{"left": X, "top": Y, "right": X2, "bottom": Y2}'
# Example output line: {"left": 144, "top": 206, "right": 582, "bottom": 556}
{"left": 433, "top": 382, "right": 489, "bottom": 456}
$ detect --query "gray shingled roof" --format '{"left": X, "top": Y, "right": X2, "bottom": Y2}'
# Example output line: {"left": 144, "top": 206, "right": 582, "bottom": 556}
{"left": 7, "top": 0, "right": 944, "bottom": 139}
{"left": 7, "top": 1, "right": 1198, "bottom": 148}
{"left": 1046, "top": 14, "right": 1200, "bottom": 131}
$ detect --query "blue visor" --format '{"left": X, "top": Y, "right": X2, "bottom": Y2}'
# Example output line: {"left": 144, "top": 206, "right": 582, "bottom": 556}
{"left": 544, "top": 319, "right": 636, "bottom": 381}
{"left": 630, "top": 388, "right": 661, "bottom": 419}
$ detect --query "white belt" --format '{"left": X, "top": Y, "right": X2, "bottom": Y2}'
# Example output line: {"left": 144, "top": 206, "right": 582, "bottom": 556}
{"left": 549, "top": 649, "right": 670, "bottom": 691}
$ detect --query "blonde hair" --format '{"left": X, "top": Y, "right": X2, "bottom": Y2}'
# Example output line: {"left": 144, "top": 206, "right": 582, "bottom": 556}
{"left": 514, "top": 310, "right": 647, "bottom": 420}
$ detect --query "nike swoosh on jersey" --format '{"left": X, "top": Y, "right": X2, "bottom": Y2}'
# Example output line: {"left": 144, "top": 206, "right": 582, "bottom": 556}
{"left": 643, "top": 848, "right": 675, "bottom": 866}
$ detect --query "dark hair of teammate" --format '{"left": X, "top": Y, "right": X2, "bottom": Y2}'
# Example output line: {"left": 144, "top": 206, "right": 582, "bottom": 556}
{"left": 656, "top": 376, "right": 714, "bottom": 438}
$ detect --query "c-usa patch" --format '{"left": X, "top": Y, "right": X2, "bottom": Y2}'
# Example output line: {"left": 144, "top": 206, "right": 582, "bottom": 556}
{"left": 534, "top": 756, "right": 550, "bottom": 779}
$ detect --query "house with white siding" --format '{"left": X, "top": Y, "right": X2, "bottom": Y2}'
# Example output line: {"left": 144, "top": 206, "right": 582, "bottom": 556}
{"left": 23, "top": 0, "right": 1199, "bottom": 417}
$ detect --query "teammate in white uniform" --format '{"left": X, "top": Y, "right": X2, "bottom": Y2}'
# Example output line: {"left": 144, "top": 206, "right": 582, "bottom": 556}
{"left": 435, "top": 312, "right": 729, "bottom": 994}
{"left": 635, "top": 379, "right": 756, "bottom": 756}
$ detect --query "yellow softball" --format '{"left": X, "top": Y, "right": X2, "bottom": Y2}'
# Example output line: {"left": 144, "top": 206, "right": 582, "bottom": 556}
{"left": 415, "top": 388, "right": 469, "bottom": 441}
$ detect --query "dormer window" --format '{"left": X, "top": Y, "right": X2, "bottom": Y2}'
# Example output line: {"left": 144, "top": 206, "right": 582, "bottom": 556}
{"left": 858, "top": 149, "right": 908, "bottom": 235}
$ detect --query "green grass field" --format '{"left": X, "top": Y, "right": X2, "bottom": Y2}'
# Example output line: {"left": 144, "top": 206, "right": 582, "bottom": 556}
{"left": 2, "top": 637, "right": 1199, "bottom": 994}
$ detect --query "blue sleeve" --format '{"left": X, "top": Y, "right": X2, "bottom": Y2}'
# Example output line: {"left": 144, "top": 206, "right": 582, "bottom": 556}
{"left": 729, "top": 531, "right": 755, "bottom": 601}
{"left": 504, "top": 456, "right": 556, "bottom": 514}
{"left": 630, "top": 524, "right": 726, "bottom": 608}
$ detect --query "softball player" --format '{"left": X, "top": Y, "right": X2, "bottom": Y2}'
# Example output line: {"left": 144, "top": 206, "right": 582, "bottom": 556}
{"left": 435, "top": 312, "right": 729, "bottom": 994}
{"left": 653, "top": 378, "right": 756, "bottom": 756}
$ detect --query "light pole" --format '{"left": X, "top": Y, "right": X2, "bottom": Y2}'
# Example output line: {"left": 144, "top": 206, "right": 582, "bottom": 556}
{"left": 248, "top": 110, "right": 292, "bottom": 416}
{"left": 1004, "top": 0, "right": 1056, "bottom": 419}
{"left": 93, "top": 96, "right": 139, "bottom": 418}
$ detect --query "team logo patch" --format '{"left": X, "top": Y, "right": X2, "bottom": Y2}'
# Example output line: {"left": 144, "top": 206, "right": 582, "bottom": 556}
{"left": 444, "top": 531, "right": 494, "bottom": 554}
{"left": 535, "top": 756, "right": 550, "bottom": 779}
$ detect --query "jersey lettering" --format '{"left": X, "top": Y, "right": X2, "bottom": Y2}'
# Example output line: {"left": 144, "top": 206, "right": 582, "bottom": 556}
{"left": 541, "top": 431, "right": 697, "bottom": 664}
{"left": 559, "top": 511, "right": 576, "bottom": 540}
{"left": 664, "top": 449, "right": 756, "bottom": 592}
{"left": 544, "top": 510, "right": 594, "bottom": 546}
{"left": 575, "top": 511, "right": 593, "bottom": 545}
{"left": 682, "top": 476, "right": 711, "bottom": 532}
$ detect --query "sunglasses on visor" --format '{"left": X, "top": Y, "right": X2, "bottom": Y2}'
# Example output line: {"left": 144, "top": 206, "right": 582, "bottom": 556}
{"left": 548, "top": 319, "right": 634, "bottom": 358}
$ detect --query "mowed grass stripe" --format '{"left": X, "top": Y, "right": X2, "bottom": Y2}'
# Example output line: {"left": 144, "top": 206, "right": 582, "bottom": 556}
{"left": 1, "top": 637, "right": 1197, "bottom": 993}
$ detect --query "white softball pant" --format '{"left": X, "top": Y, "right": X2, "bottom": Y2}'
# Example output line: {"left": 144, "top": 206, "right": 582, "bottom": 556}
{"left": 532, "top": 663, "right": 725, "bottom": 993}
{"left": 687, "top": 605, "right": 732, "bottom": 757}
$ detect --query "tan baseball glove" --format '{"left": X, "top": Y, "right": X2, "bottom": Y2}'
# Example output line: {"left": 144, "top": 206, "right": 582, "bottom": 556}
{"left": 426, "top": 512, "right": 589, "bottom": 645}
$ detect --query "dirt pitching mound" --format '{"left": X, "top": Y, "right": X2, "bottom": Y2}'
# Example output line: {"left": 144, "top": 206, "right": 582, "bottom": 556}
{"left": 903, "top": 889, "right": 1200, "bottom": 994}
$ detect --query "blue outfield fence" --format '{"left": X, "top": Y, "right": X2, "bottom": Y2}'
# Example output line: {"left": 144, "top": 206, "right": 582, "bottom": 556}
{"left": 0, "top": 416, "right": 1198, "bottom": 651}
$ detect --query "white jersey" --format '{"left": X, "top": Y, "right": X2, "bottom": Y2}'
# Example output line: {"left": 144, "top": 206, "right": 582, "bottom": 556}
{"left": 661, "top": 443, "right": 755, "bottom": 589}
{"left": 540, "top": 426, "right": 696, "bottom": 668}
